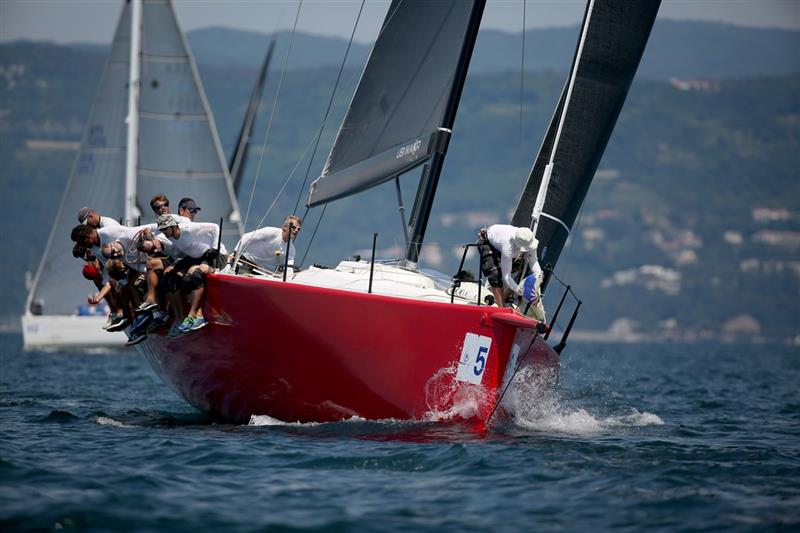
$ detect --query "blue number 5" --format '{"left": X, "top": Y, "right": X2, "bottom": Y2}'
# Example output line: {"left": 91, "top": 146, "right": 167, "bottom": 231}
{"left": 473, "top": 346, "right": 488, "bottom": 376}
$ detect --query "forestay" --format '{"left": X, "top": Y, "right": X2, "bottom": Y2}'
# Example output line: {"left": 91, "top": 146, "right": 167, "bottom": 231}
{"left": 511, "top": 0, "right": 661, "bottom": 271}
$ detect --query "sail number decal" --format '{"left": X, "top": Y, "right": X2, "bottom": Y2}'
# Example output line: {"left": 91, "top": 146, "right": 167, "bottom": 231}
{"left": 456, "top": 333, "right": 492, "bottom": 385}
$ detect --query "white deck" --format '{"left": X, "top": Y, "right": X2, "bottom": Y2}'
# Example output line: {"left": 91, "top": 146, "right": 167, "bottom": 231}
{"left": 244, "top": 260, "right": 489, "bottom": 306}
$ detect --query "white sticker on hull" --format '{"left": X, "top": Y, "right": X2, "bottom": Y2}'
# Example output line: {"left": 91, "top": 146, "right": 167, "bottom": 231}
{"left": 456, "top": 333, "right": 492, "bottom": 385}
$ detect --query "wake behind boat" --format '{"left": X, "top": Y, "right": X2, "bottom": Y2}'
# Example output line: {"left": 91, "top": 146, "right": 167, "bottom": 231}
{"left": 138, "top": 0, "right": 661, "bottom": 425}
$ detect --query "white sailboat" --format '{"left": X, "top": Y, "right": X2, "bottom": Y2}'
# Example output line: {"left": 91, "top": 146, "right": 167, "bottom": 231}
{"left": 22, "top": 0, "right": 242, "bottom": 350}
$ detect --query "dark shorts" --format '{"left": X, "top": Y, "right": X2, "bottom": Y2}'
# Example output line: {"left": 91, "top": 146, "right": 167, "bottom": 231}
{"left": 200, "top": 249, "right": 228, "bottom": 270}
{"left": 172, "top": 255, "right": 203, "bottom": 274}
{"left": 478, "top": 235, "right": 503, "bottom": 289}
{"left": 150, "top": 253, "right": 173, "bottom": 270}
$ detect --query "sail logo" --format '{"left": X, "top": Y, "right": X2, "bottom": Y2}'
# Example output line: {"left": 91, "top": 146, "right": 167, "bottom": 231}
{"left": 396, "top": 139, "right": 422, "bottom": 160}
{"left": 456, "top": 333, "right": 492, "bottom": 385}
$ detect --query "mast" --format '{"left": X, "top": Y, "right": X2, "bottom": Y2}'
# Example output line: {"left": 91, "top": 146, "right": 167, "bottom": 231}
{"left": 230, "top": 37, "right": 276, "bottom": 195}
{"left": 124, "top": 0, "right": 142, "bottom": 224}
{"left": 404, "top": 1, "right": 485, "bottom": 265}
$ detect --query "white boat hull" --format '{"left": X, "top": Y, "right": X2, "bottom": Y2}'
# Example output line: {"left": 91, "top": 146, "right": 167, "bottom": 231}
{"left": 22, "top": 314, "right": 126, "bottom": 351}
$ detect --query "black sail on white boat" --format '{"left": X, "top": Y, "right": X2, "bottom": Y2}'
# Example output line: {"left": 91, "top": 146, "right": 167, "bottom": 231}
{"left": 511, "top": 0, "right": 661, "bottom": 275}
{"left": 23, "top": 0, "right": 241, "bottom": 349}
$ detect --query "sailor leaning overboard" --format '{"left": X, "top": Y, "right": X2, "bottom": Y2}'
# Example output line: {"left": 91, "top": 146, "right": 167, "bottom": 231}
{"left": 156, "top": 214, "right": 227, "bottom": 335}
{"left": 478, "top": 224, "right": 543, "bottom": 311}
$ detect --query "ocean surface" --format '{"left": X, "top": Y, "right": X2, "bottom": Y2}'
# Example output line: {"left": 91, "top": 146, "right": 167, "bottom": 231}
{"left": 1, "top": 332, "right": 798, "bottom": 531}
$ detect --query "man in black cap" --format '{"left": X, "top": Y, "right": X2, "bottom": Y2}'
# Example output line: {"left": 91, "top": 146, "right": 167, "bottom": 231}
{"left": 178, "top": 198, "right": 201, "bottom": 222}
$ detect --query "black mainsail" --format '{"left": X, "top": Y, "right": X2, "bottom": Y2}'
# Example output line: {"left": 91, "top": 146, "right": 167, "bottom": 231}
{"left": 307, "top": 0, "right": 485, "bottom": 263}
{"left": 511, "top": 0, "right": 661, "bottom": 272}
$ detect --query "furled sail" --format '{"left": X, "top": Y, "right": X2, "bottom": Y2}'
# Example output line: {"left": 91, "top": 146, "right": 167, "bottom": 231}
{"left": 511, "top": 0, "right": 661, "bottom": 271}
{"left": 135, "top": 0, "right": 241, "bottom": 239}
{"left": 26, "top": 3, "right": 132, "bottom": 316}
{"left": 307, "top": 0, "right": 484, "bottom": 208}
{"left": 230, "top": 38, "right": 275, "bottom": 194}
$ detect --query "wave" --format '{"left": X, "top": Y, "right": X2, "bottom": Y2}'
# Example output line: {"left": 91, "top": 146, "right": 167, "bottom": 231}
{"left": 93, "top": 416, "right": 137, "bottom": 429}
{"left": 248, "top": 414, "right": 370, "bottom": 427}
{"left": 37, "top": 410, "right": 79, "bottom": 423}
{"left": 502, "top": 366, "right": 664, "bottom": 435}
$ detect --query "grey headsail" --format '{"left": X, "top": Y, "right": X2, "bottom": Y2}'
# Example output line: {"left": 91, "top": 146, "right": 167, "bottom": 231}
{"left": 136, "top": 0, "right": 241, "bottom": 241}
{"left": 307, "top": 0, "right": 485, "bottom": 208}
{"left": 26, "top": 2, "right": 132, "bottom": 316}
{"left": 511, "top": 0, "right": 661, "bottom": 271}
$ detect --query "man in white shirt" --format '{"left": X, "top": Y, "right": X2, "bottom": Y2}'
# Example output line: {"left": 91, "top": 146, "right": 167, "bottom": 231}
{"left": 71, "top": 223, "right": 156, "bottom": 272}
{"left": 156, "top": 215, "right": 227, "bottom": 335}
{"left": 234, "top": 215, "right": 301, "bottom": 273}
{"left": 479, "top": 224, "right": 543, "bottom": 308}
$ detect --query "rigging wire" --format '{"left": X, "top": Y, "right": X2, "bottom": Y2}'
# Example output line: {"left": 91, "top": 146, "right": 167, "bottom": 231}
{"left": 557, "top": 199, "right": 586, "bottom": 284}
{"left": 294, "top": 0, "right": 407, "bottom": 266}
{"left": 239, "top": 1, "right": 405, "bottom": 267}
{"left": 240, "top": 0, "right": 303, "bottom": 237}
{"left": 298, "top": 203, "right": 327, "bottom": 268}
{"left": 233, "top": 134, "right": 317, "bottom": 267}
{"left": 292, "top": 0, "right": 366, "bottom": 214}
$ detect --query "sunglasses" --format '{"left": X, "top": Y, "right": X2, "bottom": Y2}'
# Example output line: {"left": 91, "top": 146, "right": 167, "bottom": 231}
{"left": 153, "top": 203, "right": 169, "bottom": 210}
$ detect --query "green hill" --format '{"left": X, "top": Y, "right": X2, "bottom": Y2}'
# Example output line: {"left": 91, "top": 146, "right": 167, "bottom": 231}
{"left": 1, "top": 37, "right": 798, "bottom": 339}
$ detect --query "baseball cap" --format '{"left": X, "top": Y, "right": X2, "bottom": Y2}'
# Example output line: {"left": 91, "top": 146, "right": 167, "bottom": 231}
{"left": 77, "top": 207, "right": 92, "bottom": 224}
{"left": 179, "top": 198, "right": 201, "bottom": 212}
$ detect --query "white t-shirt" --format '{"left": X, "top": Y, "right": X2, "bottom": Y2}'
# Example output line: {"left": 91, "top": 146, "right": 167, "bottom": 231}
{"left": 486, "top": 224, "right": 540, "bottom": 295}
{"left": 99, "top": 216, "right": 121, "bottom": 228}
{"left": 235, "top": 227, "right": 295, "bottom": 269}
{"left": 96, "top": 224, "right": 156, "bottom": 272}
{"left": 170, "top": 221, "right": 226, "bottom": 259}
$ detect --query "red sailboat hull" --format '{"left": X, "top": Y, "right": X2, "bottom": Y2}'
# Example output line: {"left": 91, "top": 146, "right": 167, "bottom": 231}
{"left": 139, "top": 273, "right": 559, "bottom": 424}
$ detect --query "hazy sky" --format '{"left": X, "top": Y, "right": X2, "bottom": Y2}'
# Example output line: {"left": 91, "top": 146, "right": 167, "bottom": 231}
{"left": 1, "top": 0, "right": 799, "bottom": 45}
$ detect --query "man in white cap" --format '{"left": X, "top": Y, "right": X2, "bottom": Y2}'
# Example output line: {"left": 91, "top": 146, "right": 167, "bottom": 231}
{"left": 479, "top": 224, "right": 543, "bottom": 308}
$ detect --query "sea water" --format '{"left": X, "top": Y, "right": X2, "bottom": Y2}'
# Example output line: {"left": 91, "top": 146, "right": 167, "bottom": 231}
{"left": 1, "top": 332, "right": 798, "bottom": 531}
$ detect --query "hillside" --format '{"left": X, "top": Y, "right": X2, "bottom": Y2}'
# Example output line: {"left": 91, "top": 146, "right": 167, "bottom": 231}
{"left": 67, "top": 21, "right": 800, "bottom": 80}
{"left": 1, "top": 33, "right": 798, "bottom": 340}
